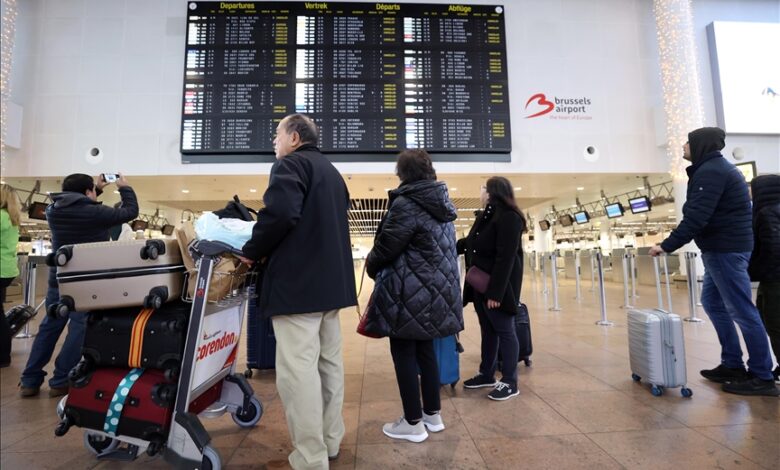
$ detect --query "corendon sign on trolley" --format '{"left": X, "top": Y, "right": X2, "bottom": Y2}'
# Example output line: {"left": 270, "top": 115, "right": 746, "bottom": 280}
{"left": 192, "top": 304, "right": 242, "bottom": 389}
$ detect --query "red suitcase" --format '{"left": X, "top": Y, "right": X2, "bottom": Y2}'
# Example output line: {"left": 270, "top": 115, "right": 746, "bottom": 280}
{"left": 58, "top": 368, "right": 176, "bottom": 453}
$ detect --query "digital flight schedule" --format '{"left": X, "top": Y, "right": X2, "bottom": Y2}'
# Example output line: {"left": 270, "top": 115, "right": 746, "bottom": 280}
{"left": 180, "top": 2, "right": 511, "bottom": 162}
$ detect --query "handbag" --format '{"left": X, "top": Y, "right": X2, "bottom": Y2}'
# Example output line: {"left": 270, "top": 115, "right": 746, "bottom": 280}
{"left": 465, "top": 266, "right": 490, "bottom": 294}
{"left": 355, "top": 263, "right": 381, "bottom": 338}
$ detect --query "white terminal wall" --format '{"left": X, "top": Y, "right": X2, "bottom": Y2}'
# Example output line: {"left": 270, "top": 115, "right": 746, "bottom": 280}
{"left": 4, "top": 0, "right": 779, "bottom": 178}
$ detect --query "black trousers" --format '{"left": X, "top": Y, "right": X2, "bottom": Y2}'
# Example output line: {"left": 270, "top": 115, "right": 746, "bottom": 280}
{"left": 0, "top": 277, "right": 14, "bottom": 363}
{"left": 474, "top": 292, "right": 519, "bottom": 386}
{"left": 389, "top": 337, "right": 440, "bottom": 422}
{"left": 757, "top": 281, "right": 780, "bottom": 366}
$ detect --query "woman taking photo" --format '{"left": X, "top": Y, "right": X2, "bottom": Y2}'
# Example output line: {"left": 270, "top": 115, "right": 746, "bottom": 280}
{"left": 364, "top": 149, "right": 463, "bottom": 443}
{"left": 1, "top": 184, "right": 21, "bottom": 368}
{"left": 459, "top": 176, "right": 526, "bottom": 400}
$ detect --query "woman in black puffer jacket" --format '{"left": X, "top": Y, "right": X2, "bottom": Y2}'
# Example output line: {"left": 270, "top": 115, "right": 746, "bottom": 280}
{"left": 365, "top": 149, "right": 463, "bottom": 443}
{"left": 748, "top": 174, "right": 780, "bottom": 380}
{"left": 458, "top": 176, "right": 526, "bottom": 401}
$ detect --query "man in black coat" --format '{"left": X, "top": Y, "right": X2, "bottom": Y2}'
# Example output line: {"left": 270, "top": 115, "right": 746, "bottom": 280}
{"left": 20, "top": 173, "right": 138, "bottom": 398}
{"left": 650, "top": 127, "right": 778, "bottom": 396}
{"left": 241, "top": 114, "right": 357, "bottom": 469}
{"left": 748, "top": 174, "right": 780, "bottom": 381}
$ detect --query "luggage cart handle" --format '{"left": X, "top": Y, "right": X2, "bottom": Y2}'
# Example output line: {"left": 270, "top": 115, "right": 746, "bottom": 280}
{"left": 190, "top": 240, "right": 245, "bottom": 259}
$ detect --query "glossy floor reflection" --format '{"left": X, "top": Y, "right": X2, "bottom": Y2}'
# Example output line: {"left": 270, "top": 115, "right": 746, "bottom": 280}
{"left": 1, "top": 269, "right": 778, "bottom": 469}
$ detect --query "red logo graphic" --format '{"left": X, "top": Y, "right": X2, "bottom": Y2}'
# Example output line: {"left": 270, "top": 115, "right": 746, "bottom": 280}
{"left": 525, "top": 93, "right": 554, "bottom": 118}
{"left": 197, "top": 331, "right": 237, "bottom": 361}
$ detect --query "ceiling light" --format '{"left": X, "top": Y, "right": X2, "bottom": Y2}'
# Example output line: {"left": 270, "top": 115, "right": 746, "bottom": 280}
{"left": 576, "top": 187, "right": 585, "bottom": 191}
{"left": 249, "top": 188, "right": 257, "bottom": 193}
{"left": 113, "top": 190, "right": 119, "bottom": 194}
{"left": 450, "top": 187, "right": 457, "bottom": 191}
{"left": 636, "top": 186, "right": 645, "bottom": 191}
{"left": 514, "top": 187, "right": 521, "bottom": 191}
{"left": 668, "top": 209, "right": 674, "bottom": 212}
{"left": 181, "top": 189, "right": 190, "bottom": 194}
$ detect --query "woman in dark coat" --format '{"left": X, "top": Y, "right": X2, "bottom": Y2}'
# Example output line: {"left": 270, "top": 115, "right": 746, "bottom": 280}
{"left": 458, "top": 176, "right": 526, "bottom": 400}
{"left": 365, "top": 149, "right": 463, "bottom": 443}
{"left": 748, "top": 174, "right": 780, "bottom": 380}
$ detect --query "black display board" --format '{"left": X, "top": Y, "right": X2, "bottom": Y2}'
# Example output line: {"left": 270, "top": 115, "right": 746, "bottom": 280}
{"left": 180, "top": 2, "right": 511, "bottom": 163}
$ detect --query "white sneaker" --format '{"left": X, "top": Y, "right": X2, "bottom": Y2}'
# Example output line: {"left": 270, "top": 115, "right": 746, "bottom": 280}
{"left": 382, "top": 417, "right": 429, "bottom": 443}
{"left": 422, "top": 411, "right": 445, "bottom": 432}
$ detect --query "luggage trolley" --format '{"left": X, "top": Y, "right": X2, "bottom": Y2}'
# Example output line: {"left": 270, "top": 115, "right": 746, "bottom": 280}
{"left": 56, "top": 240, "right": 263, "bottom": 469}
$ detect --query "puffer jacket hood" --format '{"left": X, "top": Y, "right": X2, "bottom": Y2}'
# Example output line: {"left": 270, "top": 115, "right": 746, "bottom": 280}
{"left": 688, "top": 127, "right": 725, "bottom": 164}
{"left": 51, "top": 191, "right": 97, "bottom": 209}
{"left": 751, "top": 174, "right": 780, "bottom": 214}
{"left": 391, "top": 180, "right": 457, "bottom": 223}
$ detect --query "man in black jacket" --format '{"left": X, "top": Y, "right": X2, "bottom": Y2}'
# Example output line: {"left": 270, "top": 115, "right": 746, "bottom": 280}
{"left": 650, "top": 127, "right": 778, "bottom": 396}
{"left": 748, "top": 174, "right": 780, "bottom": 381}
{"left": 241, "top": 114, "right": 357, "bottom": 469}
{"left": 20, "top": 173, "right": 138, "bottom": 398}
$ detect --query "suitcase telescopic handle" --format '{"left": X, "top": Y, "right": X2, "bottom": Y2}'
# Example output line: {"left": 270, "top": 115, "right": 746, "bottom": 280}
{"left": 190, "top": 240, "right": 245, "bottom": 259}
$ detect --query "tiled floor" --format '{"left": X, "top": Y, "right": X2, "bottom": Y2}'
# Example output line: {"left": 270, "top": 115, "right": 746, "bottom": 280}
{"left": 1, "top": 269, "right": 778, "bottom": 469}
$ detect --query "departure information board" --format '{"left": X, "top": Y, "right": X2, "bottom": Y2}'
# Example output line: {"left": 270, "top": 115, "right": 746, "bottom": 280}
{"left": 181, "top": 2, "right": 511, "bottom": 163}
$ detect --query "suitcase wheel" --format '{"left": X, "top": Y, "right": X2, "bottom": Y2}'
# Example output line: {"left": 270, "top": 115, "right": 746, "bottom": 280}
{"left": 143, "top": 294, "right": 163, "bottom": 310}
{"left": 54, "top": 415, "right": 74, "bottom": 437}
{"left": 232, "top": 396, "right": 263, "bottom": 428}
{"left": 631, "top": 373, "right": 641, "bottom": 382}
{"left": 145, "top": 435, "right": 165, "bottom": 456}
{"left": 244, "top": 368, "right": 253, "bottom": 379}
{"left": 164, "top": 364, "right": 180, "bottom": 382}
{"left": 651, "top": 385, "right": 663, "bottom": 397}
{"left": 83, "top": 431, "right": 119, "bottom": 456}
{"left": 55, "top": 246, "right": 73, "bottom": 267}
{"left": 681, "top": 387, "right": 693, "bottom": 398}
{"left": 201, "top": 445, "right": 222, "bottom": 470}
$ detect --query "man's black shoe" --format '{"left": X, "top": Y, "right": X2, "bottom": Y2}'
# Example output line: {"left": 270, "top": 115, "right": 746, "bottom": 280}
{"left": 773, "top": 366, "right": 780, "bottom": 383}
{"left": 700, "top": 364, "right": 749, "bottom": 384}
{"left": 722, "top": 377, "right": 780, "bottom": 397}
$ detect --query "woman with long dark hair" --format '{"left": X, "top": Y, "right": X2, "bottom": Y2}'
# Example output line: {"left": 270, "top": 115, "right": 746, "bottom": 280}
{"left": 458, "top": 176, "right": 526, "bottom": 400}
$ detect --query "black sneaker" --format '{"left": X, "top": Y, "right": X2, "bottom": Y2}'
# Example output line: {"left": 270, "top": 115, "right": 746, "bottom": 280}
{"left": 700, "top": 364, "right": 749, "bottom": 384}
{"left": 722, "top": 376, "right": 780, "bottom": 397}
{"left": 488, "top": 381, "right": 519, "bottom": 401}
{"left": 463, "top": 373, "right": 497, "bottom": 389}
{"left": 773, "top": 366, "right": 780, "bottom": 383}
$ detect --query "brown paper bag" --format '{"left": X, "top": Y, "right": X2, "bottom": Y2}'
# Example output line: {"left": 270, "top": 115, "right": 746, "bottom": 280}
{"left": 175, "top": 222, "right": 248, "bottom": 301}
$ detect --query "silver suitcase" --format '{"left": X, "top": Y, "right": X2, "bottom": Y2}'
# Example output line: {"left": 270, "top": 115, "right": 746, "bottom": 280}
{"left": 627, "top": 308, "right": 692, "bottom": 397}
{"left": 49, "top": 239, "right": 185, "bottom": 316}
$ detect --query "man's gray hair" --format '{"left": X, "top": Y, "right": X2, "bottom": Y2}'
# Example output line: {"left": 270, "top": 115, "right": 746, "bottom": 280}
{"left": 283, "top": 114, "right": 319, "bottom": 145}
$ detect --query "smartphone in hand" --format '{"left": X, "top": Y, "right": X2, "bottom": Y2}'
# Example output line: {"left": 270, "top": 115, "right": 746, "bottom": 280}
{"left": 102, "top": 173, "right": 119, "bottom": 183}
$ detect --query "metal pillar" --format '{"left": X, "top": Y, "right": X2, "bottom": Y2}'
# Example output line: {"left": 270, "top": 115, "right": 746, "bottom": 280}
{"left": 684, "top": 252, "right": 704, "bottom": 323}
{"left": 549, "top": 252, "right": 561, "bottom": 311}
{"left": 595, "top": 251, "right": 613, "bottom": 326}
{"left": 574, "top": 250, "right": 582, "bottom": 301}
{"left": 620, "top": 252, "right": 634, "bottom": 309}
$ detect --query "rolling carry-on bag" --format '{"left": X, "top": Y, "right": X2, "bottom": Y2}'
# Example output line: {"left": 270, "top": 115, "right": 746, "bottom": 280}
{"left": 244, "top": 288, "right": 276, "bottom": 377}
{"left": 433, "top": 335, "right": 461, "bottom": 388}
{"left": 627, "top": 308, "right": 692, "bottom": 397}
{"left": 49, "top": 239, "right": 185, "bottom": 316}
{"left": 5, "top": 303, "right": 39, "bottom": 336}
{"left": 81, "top": 301, "right": 190, "bottom": 379}
{"left": 56, "top": 367, "right": 177, "bottom": 455}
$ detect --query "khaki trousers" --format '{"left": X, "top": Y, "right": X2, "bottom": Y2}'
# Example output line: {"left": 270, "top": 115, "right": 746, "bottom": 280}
{"left": 272, "top": 310, "right": 345, "bottom": 470}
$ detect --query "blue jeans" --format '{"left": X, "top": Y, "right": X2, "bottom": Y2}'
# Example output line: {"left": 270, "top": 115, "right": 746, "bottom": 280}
{"left": 20, "top": 284, "right": 86, "bottom": 388}
{"left": 700, "top": 252, "right": 773, "bottom": 380}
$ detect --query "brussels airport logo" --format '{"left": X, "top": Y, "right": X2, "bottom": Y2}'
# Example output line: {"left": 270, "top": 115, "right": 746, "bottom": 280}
{"left": 525, "top": 93, "right": 593, "bottom": 120}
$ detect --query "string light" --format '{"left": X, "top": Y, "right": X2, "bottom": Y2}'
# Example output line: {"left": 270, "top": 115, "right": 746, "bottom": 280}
{"left": 653, "top": 0, "right": 705, "bottom": 183}
{"left": 0, "top": 0, "right": 19, "bottom": 173}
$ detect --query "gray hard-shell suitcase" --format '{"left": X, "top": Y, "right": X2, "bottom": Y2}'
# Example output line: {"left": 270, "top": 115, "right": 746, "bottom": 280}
{"left": 627, "top": 308, "right": 692, "bottom": 397}
{"left": 48, "top": 239, "right": 185, "bottom": 316}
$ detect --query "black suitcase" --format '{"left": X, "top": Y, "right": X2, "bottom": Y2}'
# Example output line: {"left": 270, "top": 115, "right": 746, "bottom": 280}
{"left": 81, "top": 301, "right": 190, "bottom": 379}
{"left": 497, "top": 303, "right": 533, "bottom": 368}
{"left": 5, "top": 304, "right": 38, "bottom": 336}
{"left": 244, "top": 287, "right": 276, "bottom": 378}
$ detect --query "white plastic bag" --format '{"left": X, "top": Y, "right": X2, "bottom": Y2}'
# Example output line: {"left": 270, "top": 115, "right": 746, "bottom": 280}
{"left": 194, "top": 211, "right": 255, "bottom": 249}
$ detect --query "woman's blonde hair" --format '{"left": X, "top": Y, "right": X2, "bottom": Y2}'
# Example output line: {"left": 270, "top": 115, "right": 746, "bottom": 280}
{"left": 0, "top": 184, "right": 22, "bottom": 226}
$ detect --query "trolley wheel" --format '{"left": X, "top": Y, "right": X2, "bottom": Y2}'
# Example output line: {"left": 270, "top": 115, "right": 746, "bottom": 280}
{"left": 631, "top": 373, "right": 641, "bottom": 382}
{"left": 56, "top": 396, "right": 67, "bottom": 420}
{"left": 201, "top": 445, "right": 221, "bottom": 470}
{"left": 83, "top": 431, "right": 120, "bottom": 456}
{"left": 244, "top": 368, "right": 253, "bottom": 379}
{"left": 232, "top": 396, "right": 263, "bottom": 428}
{"left": 143, "top": 294, "right": 163, "bottom": 310}
{"left": 650, "top": 385, "right": 663, "bottom": 397}
{"left": 681, "top": 387, "right": 693, "bottom": 398}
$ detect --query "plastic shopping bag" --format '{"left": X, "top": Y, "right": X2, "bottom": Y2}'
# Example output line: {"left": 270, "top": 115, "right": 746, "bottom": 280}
{"left": 194, "top": 211, "right": 255, "bottom": 250}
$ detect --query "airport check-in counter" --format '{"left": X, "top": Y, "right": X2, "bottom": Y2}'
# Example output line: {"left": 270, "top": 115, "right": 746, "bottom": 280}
{"left": 609, "top": 248, "right": 629, "bottom": 283}
{"left": 563, "top": 250, "right": 577, "bottom": 279}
